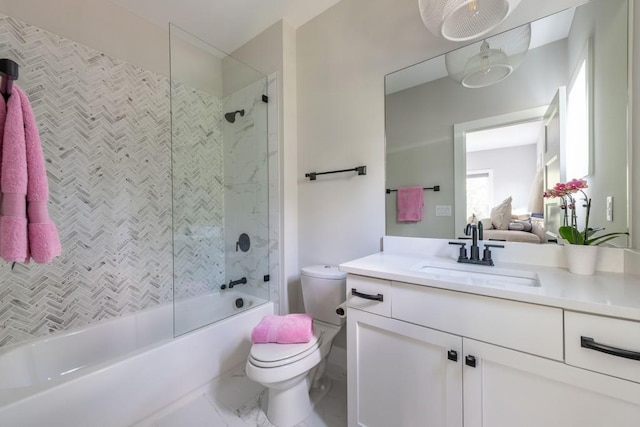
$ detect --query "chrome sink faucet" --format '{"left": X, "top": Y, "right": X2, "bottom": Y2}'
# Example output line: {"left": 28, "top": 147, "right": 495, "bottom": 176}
{"left": 449, "top": 222, "right": 504, "bottom": 266}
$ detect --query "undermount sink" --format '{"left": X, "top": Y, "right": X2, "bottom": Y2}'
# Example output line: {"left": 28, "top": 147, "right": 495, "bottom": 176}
{"left": 412, "top": 262, "right": 541, "bottom": 288}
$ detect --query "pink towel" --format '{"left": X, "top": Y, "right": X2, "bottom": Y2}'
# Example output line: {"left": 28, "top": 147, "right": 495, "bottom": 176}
{"left": 0, "top": 85, "right": 61, "bottom": 263}
{"left": 251, "top": 314, "right": 314, "bottom": 344}
{"left": 397, "top": 186, "right": 424, "bottom": 222}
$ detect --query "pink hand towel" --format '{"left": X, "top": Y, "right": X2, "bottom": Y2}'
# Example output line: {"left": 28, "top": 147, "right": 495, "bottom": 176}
{"left": 251, "top": 314, "right": 314, "bottom": 344}
{"left": 397, "top": 186, "right": 424, "bottom": 222}
{"left": 19, "top": 86, "right": 61, "bottom": 263}
{"left": 0, "top": 87, "right": 29, "bottom": 262}
{"left": 0, "top": 85, "right": 61, "bottom": 263}
{"left": 0, "top": 93, "right": 6, "bottom": 174}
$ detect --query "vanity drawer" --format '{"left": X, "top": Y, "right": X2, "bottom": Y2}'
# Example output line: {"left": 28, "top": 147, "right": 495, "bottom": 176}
{"left": 392, "top": 281, "right": 564, "bottom": 360}
{"left": 346, "top": 275, "right": 392, "bottom": 317}
{"left": 565, "top": 311, "right": 640, "bottom": 383}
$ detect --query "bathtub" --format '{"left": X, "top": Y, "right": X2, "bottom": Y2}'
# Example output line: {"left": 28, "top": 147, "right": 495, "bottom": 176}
{"left": 0, "top": 291, "right": 272, "bottom": 427}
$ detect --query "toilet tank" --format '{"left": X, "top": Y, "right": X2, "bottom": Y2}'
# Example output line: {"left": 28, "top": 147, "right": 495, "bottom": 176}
{"left": 300, "top": 265, "right": 347, "bottom": 326}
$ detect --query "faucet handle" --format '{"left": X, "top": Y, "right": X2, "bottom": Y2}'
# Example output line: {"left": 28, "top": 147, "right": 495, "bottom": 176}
{"left": 449, "top": 241, "right": 468, "bottom": 261}
{"left": 482, "top": 243, "right": 504, "bottom": 265}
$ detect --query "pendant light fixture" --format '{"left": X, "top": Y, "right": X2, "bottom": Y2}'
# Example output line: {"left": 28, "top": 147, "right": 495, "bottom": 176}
{"left": 445, "top": 23, "right": 531, "bottom": 88}
{"left": 419, "top": 0, "right": 522, "bottom": 42}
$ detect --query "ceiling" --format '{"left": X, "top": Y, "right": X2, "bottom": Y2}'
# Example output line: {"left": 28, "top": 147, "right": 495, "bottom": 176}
{"left": 466, "top": 120, "right": 543, "bottom": 152}
{"left": 107, "top": 0, "right": 345, "bottom": 53}
{"left": 385, "top": 7, "right": 575, "bottom": 94}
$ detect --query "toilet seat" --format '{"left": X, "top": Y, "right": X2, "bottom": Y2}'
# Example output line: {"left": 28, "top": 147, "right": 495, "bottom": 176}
{"left": 249, "top": 330, "right": 323, "bottom": 368}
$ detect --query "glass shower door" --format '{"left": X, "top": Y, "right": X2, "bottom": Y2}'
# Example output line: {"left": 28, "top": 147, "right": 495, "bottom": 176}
{"left": 169, "top": 24, "right": 269, "bottom": 336}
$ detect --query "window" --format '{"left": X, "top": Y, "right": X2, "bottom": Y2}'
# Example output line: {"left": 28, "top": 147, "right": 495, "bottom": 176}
{"left": 565, "top": 42, "right": 592, "bottom": 180}
{"left": 466, "top": 169, "right": 493, "bottom": 219}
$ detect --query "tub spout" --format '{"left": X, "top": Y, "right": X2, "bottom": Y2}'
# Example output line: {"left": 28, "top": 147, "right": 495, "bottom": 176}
{"left": 228, "top": 277, "right": 247, "bottom": 289}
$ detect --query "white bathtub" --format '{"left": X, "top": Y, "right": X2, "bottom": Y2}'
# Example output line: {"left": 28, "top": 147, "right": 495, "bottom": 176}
{"left": 0, "top": 291, "right": 272, "bottom": 427}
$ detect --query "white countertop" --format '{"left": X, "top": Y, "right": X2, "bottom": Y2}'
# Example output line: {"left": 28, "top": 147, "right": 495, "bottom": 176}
{"left": 340, "top": 251, "right": 640, "bottom": 322}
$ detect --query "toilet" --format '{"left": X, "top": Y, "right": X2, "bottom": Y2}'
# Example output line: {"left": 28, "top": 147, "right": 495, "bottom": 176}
{"left": 246, "top": 265, "right": 346, "bottom": 427}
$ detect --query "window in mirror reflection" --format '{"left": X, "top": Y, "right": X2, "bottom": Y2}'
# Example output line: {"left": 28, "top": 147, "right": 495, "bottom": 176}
{"left": 466, "top": 170, "right": 493, "bottom": 220}
{"left": 565, "top": 42, "right": 591, "bottom": 180}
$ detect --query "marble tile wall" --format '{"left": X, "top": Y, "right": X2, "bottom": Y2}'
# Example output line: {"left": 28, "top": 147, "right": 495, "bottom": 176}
{"left": 0, "top": 15, "right": 279, "bottom": 348}
{"left": 0, "top": 14, "right": 172, "bottom": 347}
{"left": 223, "top": 78, "right": 271, "bottom": 302}
{"left": 171, "top": 82, "right": 226, "bottom": 299}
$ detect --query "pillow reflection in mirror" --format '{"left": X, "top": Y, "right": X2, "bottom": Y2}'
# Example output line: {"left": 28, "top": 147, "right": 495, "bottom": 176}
{"left": 491, "top": 196, "right": 512, "bottom": 230}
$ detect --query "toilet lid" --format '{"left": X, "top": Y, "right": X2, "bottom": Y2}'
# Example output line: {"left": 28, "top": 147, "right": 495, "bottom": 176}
{"left": 249, "top": 330, "right": 323, "bottom": 368}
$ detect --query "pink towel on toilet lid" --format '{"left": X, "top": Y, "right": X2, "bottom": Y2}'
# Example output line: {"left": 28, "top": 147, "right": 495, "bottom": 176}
{"left": 251, "top": 314, "right": 314, "bottom": 344}
{"left": 397, "top": 186, "right": 424, "bottom": 222}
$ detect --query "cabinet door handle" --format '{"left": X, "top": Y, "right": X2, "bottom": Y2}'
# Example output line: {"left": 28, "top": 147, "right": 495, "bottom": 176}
{"left": 581, "top": 336, "right": 640, "bottom": 361}
{"left": 351, "top": 288, "right": 384, "bottom": 302}
{"left": 447, "top": 350, "right": 458, "bottom": 362}
{"left": 465, "top": 355, "right": 477, "bottom": 368}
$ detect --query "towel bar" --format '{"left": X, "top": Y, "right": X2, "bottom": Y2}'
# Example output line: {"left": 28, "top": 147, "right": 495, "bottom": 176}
{"left": 386, "top": 185, "right": 440, "bottom": 193}
{"left": 305, "top": 165, "right": 366, "bottom": 181}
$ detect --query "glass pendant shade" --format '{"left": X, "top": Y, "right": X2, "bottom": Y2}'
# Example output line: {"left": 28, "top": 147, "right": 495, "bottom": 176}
{"left": 419, "top": 0, "right": 522, "bottom": 42}
{"left": 445, "top": 23, "right": 531, "bottom": 88}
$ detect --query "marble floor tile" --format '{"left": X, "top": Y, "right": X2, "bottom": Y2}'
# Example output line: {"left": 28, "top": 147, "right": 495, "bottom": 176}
{"left": 134, "top": 364, "right": 347, "bottom": 427}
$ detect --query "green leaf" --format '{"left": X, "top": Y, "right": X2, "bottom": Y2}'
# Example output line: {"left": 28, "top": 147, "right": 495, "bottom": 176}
{"left": 559, "top": 226, "right": 585, "bottom": 245}
{"left": 586, "top": 232, "right": 629, "bottom": 246}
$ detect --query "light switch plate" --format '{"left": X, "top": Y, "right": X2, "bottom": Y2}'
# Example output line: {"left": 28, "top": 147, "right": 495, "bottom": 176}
{"left": 606, "top": 196, "right": 613, "bottom": 222}
{"left": 436, "top": 205, "right": 452, "bottom": 217}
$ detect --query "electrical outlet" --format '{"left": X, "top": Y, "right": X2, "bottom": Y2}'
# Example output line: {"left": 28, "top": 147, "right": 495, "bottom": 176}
{"left": 606, "top": 196, "right": 613, "bottom": 222}
{"left": 436, "top": 205, "right": 452, "bottom": 217}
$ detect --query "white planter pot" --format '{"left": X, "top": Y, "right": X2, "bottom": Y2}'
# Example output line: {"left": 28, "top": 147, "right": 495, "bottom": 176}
{"left": 564, "top": 245, "right": 598, "bottom": 275}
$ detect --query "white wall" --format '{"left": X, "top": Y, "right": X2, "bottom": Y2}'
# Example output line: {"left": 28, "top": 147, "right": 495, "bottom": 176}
{"left": 386, "top": 141, "right": 455, "bottom": 238}
{"left": 0, "top": 0, "right": 168, "bottom": 76}
{"left": 297, "top": 0, "right": 427, "bottom": 271}
{"left": 385, "top": 40, "right": 569, "bottom": 153}
{"left": 171, "top": 27, "right": 224, "bottom": 96}
{"left": 467, "top": 144, "right": 538, "bottom": 212}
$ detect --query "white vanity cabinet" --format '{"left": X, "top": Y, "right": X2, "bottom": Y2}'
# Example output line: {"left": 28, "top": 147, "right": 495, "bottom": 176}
{"left": 347, "top": 308, "right": 463, "bottom": 427}
{"left": 463, "top": 338, "right": 640, "bottom": 427}
{"left": 346, "top": 274, "right": 640, "bottom": 427}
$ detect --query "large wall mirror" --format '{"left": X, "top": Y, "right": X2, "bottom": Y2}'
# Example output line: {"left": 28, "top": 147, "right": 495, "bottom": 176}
{"left": 385, "top": 0, "right": 630, "bottom": 247}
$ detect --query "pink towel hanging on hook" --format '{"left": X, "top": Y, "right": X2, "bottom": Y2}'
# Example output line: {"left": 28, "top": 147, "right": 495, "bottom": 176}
{"left": 0, "top": 85, "right": 61, "bottom": 264}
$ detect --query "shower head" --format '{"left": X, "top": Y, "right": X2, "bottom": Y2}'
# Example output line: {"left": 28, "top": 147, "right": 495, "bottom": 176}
{"left": 224, "top": 109, "right": 245, "bottom": 124}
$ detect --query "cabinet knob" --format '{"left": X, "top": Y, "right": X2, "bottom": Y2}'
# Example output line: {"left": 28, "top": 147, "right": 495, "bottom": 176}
{"left": 447, "top": 350, "right": 458, "bottom": 362}
{"left": 465, "top": 355, "right": 477, "bottom": 368}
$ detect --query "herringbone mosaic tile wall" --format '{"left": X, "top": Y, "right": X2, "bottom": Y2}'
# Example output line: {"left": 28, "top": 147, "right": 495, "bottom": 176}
{"left": 0, "top": 14, "right": 276, "bottom": 349}
{"left": 172, "top": 81, "right": 225, "bottom": 299}
{"left": 0, "top": 15, "right": 171, "bottom": 347}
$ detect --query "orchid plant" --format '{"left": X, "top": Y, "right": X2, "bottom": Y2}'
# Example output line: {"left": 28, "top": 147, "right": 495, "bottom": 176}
{"left": 543, "top": 179, "right": 628, "bottom": 246}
